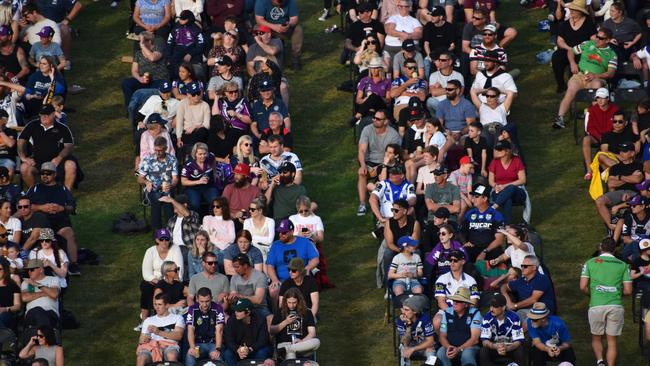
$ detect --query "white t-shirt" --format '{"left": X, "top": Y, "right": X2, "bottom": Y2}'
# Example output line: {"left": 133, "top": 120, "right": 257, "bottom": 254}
{"left": 479, "top": 103, "right": 508, "bottom": 126}
{"left": 29, "top": 249, "right": 69, "bottom": 288}
{"left": 429, "top": 70, "right": 464, "bottom": 102}
{"left": 0, "top": 91, "right": 20, "bottom": 128}
{"left": 416, "top": 165, "right": 436, "bottom": 188}
{"left": 172, "top": 216, "right": 184, "bottom": 248}
{"left": 428, "top": 131, "right": 446, "bottom": 149}
{"left": 243, "top": 217, "right": 275, "bottom": 247}
{"left": 385, "top": 15, "right": 422, "bottom": 47}
{"left": 21, "top": 276, "right": 59, "bottom": 315}
{"left": 472, "top": 71, "right": 517, "bottom": 103}
{"left": 504, "top": 242, "right": 538, "bottom": 270}
{"left": 288, "top": 213, "right": 324, "bottom": 236}
{"left": 140, "top": 312, "right": 185, "bottom": 342}
{"left": 0, "top": 217, "right": 21, "bottom": 243}
{"left": 139, "top": 95, "right": 180, "bottom": 131}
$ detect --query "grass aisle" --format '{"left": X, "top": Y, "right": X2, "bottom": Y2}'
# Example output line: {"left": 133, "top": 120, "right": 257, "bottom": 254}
{"left": 58, "top": 0, "right": 647, "bottom": 364}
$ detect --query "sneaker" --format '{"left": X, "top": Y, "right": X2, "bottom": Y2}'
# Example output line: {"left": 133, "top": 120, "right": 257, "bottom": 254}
{"left": 64, "top": 60, "right": 71, "bottom": 71}
{"left": 133, "top": 322, "right": 142, "bottom": 331}
{"left": 69, "top": 84, "right": 86, "bottom": 94}
{"left": 110, "top": 0, "right": 118, "bottom": 7}
{"left": 318, "top": 8, "right": 330, "bottom": 21}
{"left": 552, "top": 116, "right": 565, "bottom": 129}
{"left": 596, "top": 360, "right": 606, "bottom": 366}
{"left": 68, "top": 262, "right": 81, "bottom": 276}
{"left": 547, "top": 13, "right": 555, "bottom": 22}
{"left": 357, "top": 204, "right": 366, "bottom": 216}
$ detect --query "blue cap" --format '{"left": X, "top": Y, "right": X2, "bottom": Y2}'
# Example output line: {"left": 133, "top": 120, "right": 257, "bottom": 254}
{"left": 259, "top": 78, "right": 274, "bottom": 91}
{"left": 397, "top": 236, "right": 418, "bottom": 249}
{"left": 187, "top": 81, "right": 202, "bottom": 95}
{"left": 276, "top": 219, "right": 294, "bottom": 234}
{"left": 146, "top": 113, "right": 165, "bottom": 125}
{"left": 159, "top": 81, "right": 172, "bottom": 93}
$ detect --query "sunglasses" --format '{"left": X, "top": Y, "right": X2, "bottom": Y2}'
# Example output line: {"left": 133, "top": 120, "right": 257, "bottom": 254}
{"left": 485, "top": 94, "right": 498, "bottom": 98}
{"left": 253, "top": 31, "right": 266, "bottom": 36}
{"left": 373, "top": 116, "right": 385, "bottom": 121}
{"left": 445, "top": 88, "right": 456, "bottom": 92}
{"left": 226, "top": 90, "right": 239, "bottom": 94}
{"left": 28, "top": 268, "right": 39, "bottom": 272}
{"left": 17, "top": 205, "right": 29, "bottom": 209}
{"left": 439, "top": 232, "right": 449, "bottom": 236}
{"left": 40, "top": 171, "right": 54, "bottom": 176}
{"left": 36, "top": 334, "right": 44, "bottom": 338}
{"left": 613, "top": 119, "right": 626, "bottom": 124}
{"left": 167, "top": 268, "right": 179, "bottom": 272}
{"left": 225, "top": 32, "right": 236, "bottom": 37}
{"left": 205, "top": 261, "right": 217, "bottom": 265}
{"left": 158, "top": 237, "right": 171, "bottom": 241}
{"left": 520, "top": 264, "right": 534, "bottom": 268}
{"left": 367, "top": 40, "right": 377, "bottom": 45}
{"left": 473, "top": 16, "right": 484, "bottom": 20}
{"left": 449, "top": 258, "right": 461, "bottom": 263}
{"left": 391, "top": 208, "right": 400, "bottom": 213}
{"left": 40, "top": 238, "right": 51, "bottom": 242}
{"left": 213, "top": 205, "right": 222, "bottom": 209}
{"left": 482, "top": 32, "right": 495, "bottom": 36}
{"left": 249, "top": 207, "right": 258, "bottom": 212}
{"left": 189, "top": 92, "right": 201, "bottom": 97}
{"left": 405, "top": 66, "right": 417, "bottom": 70}
{"left": 398, "top": 5, "right": 410, "bottom": 8}
{"left": 436, "top": 58, "right": 450, "bottom": 62}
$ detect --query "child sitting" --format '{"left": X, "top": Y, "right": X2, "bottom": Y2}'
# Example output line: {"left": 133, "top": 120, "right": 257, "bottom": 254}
{"left": 52, "top": 96, "right": 67, "bottom": 125}
{"left": 165, "top": 10, "right": 205, "bottom": 73}
{"left": 464, "top": 121, "right": 489, "bottom": 177}
{"left": 448, "top": 156, "right": 474, "bottom": 220}
{"left": 388, "top": 236, "right": 424, "bottom": 296}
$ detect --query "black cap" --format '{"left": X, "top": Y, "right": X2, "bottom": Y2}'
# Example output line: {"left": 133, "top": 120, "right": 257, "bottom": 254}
{"left": 470, "top": 183, "right": 491, "bottom": 197}
{"left": 278, "top": 161, "right": 296, "bottom": 173}
{"left": 175, "top": 194, "right": 189, "bottom": 205}
{"left": 388, "top": 164, "right": 405, "bottom": 175}
{"left": 494, "top": 140, "right": 512, "bottom": 151}
{"left": 431, "top": 6, "right": 445, "bottom": 16}
{"left": 146, "top": 113, "right": 165, "bottom": 125}
{"left": 490, "top": 293, "right": 507, "bottom": 307}
{"left": 179, "top": 9, "right": 195, "bottom": 21}
{"left": 394, "top": 199, "right": 409, "bottom": 210}
{"left": 39, "top": 104, "right": 54, "bottom": 115}
{"left": 432, "top": 167, "right": 448, "bottom": 175}
{"left": 233, "top": 253, "right": 251, "bottom": 266}
{"left": 449, "top": 250, "right": 465, "bottom": 260}
{"left": 358, "top": 1, "right": 373, "bottom": 12}
{"left": 0, "top": 167, "right": 8, "bottom": 179}
{"left": 408, "top": 107, "right": 425, "bottom": 120}
{"left": 402, "top": 39, "right": 416, "bottom": 52}
{"left": 482, "top": 50, "right": 502, "bottom": 64}
{"left": 216, "top": 55, "right": 233, "bottom": 67}
{"left": 618, "top": 142, "right": 635, "bottom": 152}
{"left": 433, "top": 207, "right": 450, "bottom": 218}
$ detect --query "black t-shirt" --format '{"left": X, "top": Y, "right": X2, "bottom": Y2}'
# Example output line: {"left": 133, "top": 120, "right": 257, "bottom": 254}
{"left": 422, "top": 22, "right": 456, "bottom": 56}
{"left": 0, "top": 281, "right": 19, "bottom": 307}
{"left": 20, "top": 212, "right": 50, "bottom": 248}
{"left": 389, "top": 216, "right": 416, "bottom": 241}
{"left": 156, "top": 280, "right": 185, "bottom": 304}
{"left": 634, "top": 111, "right": 650, "bottom": 133}
{"left": 0, "top": 128, "right": 17, "bottom": 160}
{"left": 207, "top": 133, "right": 232, "bottom": 159}
{"left": 346, "top": 19, "right": 385, "bottom": 48}
{"left": 401, "top": 128, "right": 427, "bottom": 154}
{"left": 464, "top": 136, "right": 488, "bottom": 168}
{"left": 271, "top": 310, "right": 316, "bottom": 344}
{"left": 632, "top": 256, "right": 650, "bottom": 286}
{"left": 610, "top": 161, "right": 643, "bottom": 191}
{"left": 279, "top": 276, "right": 318, "bottom": 309}
{"left": 557, "top": 18, "right": 597, "bottom": 47}
{"left": 18, "top": 121, "right": 74, "bottom": 165}
{"left": 601, "top": 127, "right": 638, "bottom": 153}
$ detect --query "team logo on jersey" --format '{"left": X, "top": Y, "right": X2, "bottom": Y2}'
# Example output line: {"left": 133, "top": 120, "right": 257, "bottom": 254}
{"left": 273, "top": 105, "right": 279, "bottom": 111}
{"left": 196, "top": 317, "right": 203, "bottom": 326}
{"left": 269, "top": 6, "right": 286, "bottom": 21}
{"left": 193, "top": 169, "right": 199, "bottom": 175}
{"left": 486, "top": 214, "right": 492, "bottom": 220}
{"left": 471, "top": 214, "right": 477, "bottom": 220}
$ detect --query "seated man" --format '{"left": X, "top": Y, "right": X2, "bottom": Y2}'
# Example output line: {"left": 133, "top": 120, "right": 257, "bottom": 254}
{"left": 389, "top": 58, "right": 427, "bottom": 121}
{"left": 258, "top": 112, "right": 293, "bottom": 154}
{"left": 187, "top": 252, "right": 230, "bottom": 307}
{"left": 259, "top": 134, "right": 303, "bottom": 188}
{"left": 185, "top": 287, "right": 225, "bottom": 366}
{"left": 21, "top": 259, "right": 59, "bottom": 328}
{"left": 26, "top": 162, "right": 79, "bottom": 275}
{"left": 553, "top": 28, "right": 617, "bottom": 129}
{"left": 223, "top": 298, "right": 271, "bottom": 365}
{"left": 254, "top": 0, "right": 303, "bottom": 70}
{"left": 270, "top": 288, "right": 320, "bottom": 360}
{"left": 469, "top": 24, "right": 507, "bottom": 76}
{"left": 425, "top": 167, "right": 461, "bottom": 222}
{"left": 434, "top": 250, "right": 479, "bottom": 331}
{"left": 426, "top": 51, "right": 464, "bottom": 116}
{"left": 265, "top": 161, "right": 307, "bottom": 220}
{"left": 369, "top": 165, "right": 416, "bottom": 225}
{"left": 16, "top": 196, "right": 49, "bottom": 254}
{"left": 586, "top": 111, "right": 638, "bottom": 182}
{"left": 595, "top": 142, "right": 643, "bottom": 230}
{"left": 461, "top": 183, "right": 505, "bottom": 261}
{"left": 436, "top": 79, "right": 477, "bottom": 140}
{"left": 397, "top": 296, "right": 437, "bottom": 366}
{"left": 527, "top": 302, "right": 576, "bottom": 366}
{"left": 222, "top": 163, "right": 262, "bottom": 220}
{"left": 479, "top": 294, "right": 525, "bottom": 366}
{"left": 436, "top": 287, "right": 481, "bottom": 366}
{"left": 18, "top": 104, "right": 77, "bottom": 190}
{"left": 501, "top": 254, "right": 556, "bottom": 326}
{"left": 392, "top": 39, "right": 425, "bottom": 79}
{"left": 246, "top": 25, "right": 284, "bottom": 77}
{"left": 582, "top": 88, "right": 618, "bottom": 180}
{"left": 251, "top": 80, "right": 290, "bottom": 141}
{"left": 227, "top": 253, "right": 270, "bottom": 325}
{"left": 136, "top": 294, "right": 185, "bottom": 366}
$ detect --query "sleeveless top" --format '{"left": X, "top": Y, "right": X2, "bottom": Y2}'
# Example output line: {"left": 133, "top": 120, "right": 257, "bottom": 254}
{"left": 0, "top": 46, "right": 20, "bottom": 76}
{"left": 35, "top": 345, "right": 57, "bottom": 366}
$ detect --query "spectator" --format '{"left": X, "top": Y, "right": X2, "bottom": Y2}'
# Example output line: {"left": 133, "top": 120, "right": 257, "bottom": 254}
{"left": 266, "top": 219, "right": 319, "bottom": 299}
{"left": 21, "top": 259, "right": 59, "bottom": 328}
{"left": 289, "top": 195, "right": 324, "bottom": 245}
{"left": 552, "top": 28, "right": 617, "bottom": 129}
{"left": 502, "top": 254, "right": 556, "bottom": 324}
{"left": 436, "top": 79, "right": 477, "bottom": 139}
{"left": 254, "top": 0, "right": 303, "bottom": 70}
{"left": 246, "top": 25, "right": 284, "bottom": 78}
{"left": 135, "top": 113, "right": 174, "bottom": 172}
{"left": 388, "top": 235, "right": 424, "bottom": 296}
{"left": 345, "top": 2, "right": 384, "bottom": 53}
{"left": 470, "top": 51, "right": 518, "bottom": 102}
{"left": 223, "top": 230, "right": 264, "bottom": 275}
{"left": 389, "top": 58, "right": 427, "bottom": 121}
{"left": 230, "top": 134, "right": 260, "bottom": 170}
{"left": 353, "top": 35, "right": 390, "bottom": 76}
{"left": 437, "top": 287, "right": 482, "bottom": 366}
{"left": 462, "top": 183, "right": 505, "bottom": 261}
{"left": 31, "top": 358, "right": 49, "bottom": 366}
{"left": 247, "top": 58, "right": 286, "bottom": 106}
{"left": 401, "top": 108, "right": 427, "bottom": 182}
{"left": 202, "top": 196, "right": 235, "bottom": 267}
{"left": 121, "top": 32, "right": 169, "bottom": 109}
{"left": 434, "top": 250, "right": 480, "bottom": 330}
{"left": 0, "top": 198, "right": 19, "bottom": 243}
{"left": 176, "top": 81, "right": 210, "bottom": 155}
{"left": 185, "top": 287, "right": 225, "bottom": 366}
{"left": 479, "top": 294, "right": 525, "bottom": 366}
{"left": 19, "top": 105, "right": 76, "bottom": 190}
{"left": 279, "top": 257, "right": 319, "bottom": 318}
{"left": 19, "top": 325, "right": 63, "bottom": 366}
{"left": 271, "top": 288, "right": 320, "bottom": 360}
{"left": 187, "top": 251, "right": 229, "bottom": 307}
{"left": 208, "top": 29, "right": 246, "bottom": 77}
{"left": 488, "top": 140, "right": 526, "bottom": 224}
{"left": 580, "top": 237, "right": 632, "bottom": 366}
{"left": 383, "top": 0, "right": 422, "bottom": 58}
{"left": 527, "top": 302, "right": 576, "bottom": 366}
{"left": 426, "top": 52, "right": 464, "bottom": 116}
{"left": 0, "top": 257, "right": 19, "bottom": 329}
{"left": 187, "top": 230, "right": 215, "bottom": 278}
{"left": 132, "top": 0, "right": 171, "bottom": 38}
{"left": 448, "top": 156, "right": 474, "bottom": 219}
{"left": 153, "top": 261, "right": 187, "bottom": 314}
{"left": 216, "top": 81, "right": 252, "bottom": 147}
{"left": 600, "top": 2, "right": 642, "bottom": 61}
{"left": 180, "top": 143, "right": 220, "bottom": 212}
{"left": 28, "top": 229, "right": 68, "bottom": 290}
{"left": 0, "top": 168, "right": 19, "bottom": 208}
{"left": 137, "top": 136, "right": 178, "bottom": 230}
{"left": 490, "top": 225, "right": 538, "bottom": 270}
{"left": 631, "top": 239, "right": 650, "bottom": 291}
{"left": 425, "top": 120, "right": 448, "bottom": 162}
{"left": 426, "top": 224, "right": 468, "bottom": 279}
{"left": 227, "top": 252, "right": 269, "bottom": 322}
{"left": 357, "top": 109, "right": 401, "bottom": 216}
{"left": 582, "top": 88, "right": 618, "bottom": 180}
{"left": 380, "top": 199, "right": 420, "bottom": 283}
{"left": 260, "top": 134, "right": 303, "bottom": 187}
{"left": 0, "top": 80, "right": 25, "bottom": 130}
{"left": 136, "top": 82, "right": 179, "bottom": 133}
{"left": 15, "top": 197, "right": 49, "bottom": 254}
{"left": 422, "top": 7, "right": 455, "bottom": 76}
{"left": 251, "top": 82, "right": 290, "bottom": 140}
{"left": 0, "top": 26, "right": 29, "bottom": 83}
{"left": 170, "top": 62, "right": 202, "bottom": 101}
{"left": 469, "top": 87, "right": 515, "bottom": 130}
{"left": 416, "top": 145, "right": 441, "bottom": 195}
{"left": 208, "top": 56, "right": 243, "bottom": 102}
{"left": 392, "top": 39, "right": 425, "bottom": 80}
{"left": 28, "top": 26, "right": 65, "bottom": 72}
{"left": 222, "top": 163, "right": 262, "bottom": 222}
{"left": 162, "top": 194, "right": 199, "bottom": 279}
{"left": 165, "top": 12, "right": 204, "bottom": 72}
{"left": 618, "top": 196, "right": 650, "bottom": 261}
{"left": 396, "top": 295, "right": 437, "bottom": 366}
{"left": 207, "top": 116, "right": 231, "bottom": 161}
{"left": 258, "top": 111, "right": 293, "bottom": 154}
{"left": 22, "top": 4, "right": 61, "bottom": 46}
{"left": 138, "top": 228, "right": 183, "bottom": 324}
{"left": 243, "top": 196, "right": 275, "bottom": 261}
{"left": 136, "top": 294, "right": 184, "bottom": 366}
{"left": 265, "top": 161, "right": 306, "bottom": 220}
{"left": 26, "top": 161, "right": 79, "bottom": 275}
{"left": 552, "top": 1, "right": 596, "bottom": 93}
{"left": 223, "top": 298, "right": 271, "bottom": 365}
{"left": 469, "top": 24, "right": 507, "bottom": 76}
{"left": 425, "top": 166, "right": 461, "bottom": 222}
{"left": 370, "top": 165, "right": 416, "bottom": 224}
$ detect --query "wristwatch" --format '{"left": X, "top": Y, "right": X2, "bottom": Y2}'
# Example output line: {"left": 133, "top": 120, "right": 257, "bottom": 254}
{"left": 482, "top": 249, "right": 488, "bottom": 254}
{"left": 215, "top": 346, "right": 222, "bottom": 351}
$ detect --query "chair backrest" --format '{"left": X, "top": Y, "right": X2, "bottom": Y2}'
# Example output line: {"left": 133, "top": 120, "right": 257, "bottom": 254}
{"left": 236, "top": 360, "right": 268, "bottom": 366}
{"left": 0, "top": 328, "right": 16, "bottom": 345}
{"left": 575, "top": 88, "right": 598, "bottom": 102}
{"left": 279, "top": 360, "right": 319, "bottom": 366}
{"left": 614, "top": 88, "right": 647, "bottom": 103}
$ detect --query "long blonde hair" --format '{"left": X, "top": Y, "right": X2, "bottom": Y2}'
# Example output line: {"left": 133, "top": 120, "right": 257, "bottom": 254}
{"left": 234, "top": 135, "right": 256, "bottom": 163}
{"left": 190, "top": 230, "right": 214, "bottom": 258}
{"left": 0, "top": 4, "right": 12, "bottom": 26}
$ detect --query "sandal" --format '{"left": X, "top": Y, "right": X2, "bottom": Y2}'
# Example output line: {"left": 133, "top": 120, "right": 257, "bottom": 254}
{"left": 584, "top": 172, "right": 592, "bottom": 180}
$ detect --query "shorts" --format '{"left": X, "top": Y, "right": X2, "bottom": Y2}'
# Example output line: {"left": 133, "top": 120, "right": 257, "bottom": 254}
{"left": 0, "top": 158, "right": 15, "bottom": 170}
{"left": 604, "top": 189, "right": 637, "bottom": 205}
{"left": 568, "top": 72, "right": 604, "bottom": 89}
{"left": 588, "top": 305, "right": 624, "bottom": 336}
{"left": 365, "top": 161, "right": 381, "bottom": 178}
{"left": 137, "top": 344, "right": 181, "bottom": 359}
{"left": 48, "top": 215, "right": 72, "bottom": 232}
{"left": 393, "top": 279, "right": 422, "bottom": 292}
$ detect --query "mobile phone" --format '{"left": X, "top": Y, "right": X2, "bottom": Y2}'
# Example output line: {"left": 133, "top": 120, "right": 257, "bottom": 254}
{"left": 301, "top": 227, "right": 308, "bottom": 233}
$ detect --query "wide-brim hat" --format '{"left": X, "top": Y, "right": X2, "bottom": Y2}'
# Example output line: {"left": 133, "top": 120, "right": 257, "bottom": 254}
{"left": 448, "top": 287, "right": 472, "bottom": 303}
{"left": 564, "top": 1, "right": 589, "bottom": 15}
{"left": 528, "top": 302, "right": 551, "bottom": 319}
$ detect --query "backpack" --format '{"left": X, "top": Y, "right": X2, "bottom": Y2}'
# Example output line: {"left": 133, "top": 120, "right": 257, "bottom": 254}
{"left": 111, "top": 212, "right": 149, "bottom": 234}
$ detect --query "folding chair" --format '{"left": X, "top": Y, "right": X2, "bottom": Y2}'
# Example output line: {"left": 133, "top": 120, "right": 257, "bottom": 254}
{"left": 147, "top": 362, "right": 185, "bottom": 366}
{"left": 612, "top": 87, "right": 648, "bottom": 107}
{"left": 572, "top": 88, "right": 598, "bottom": 145}
{"left": 196, "top": 360, "right": 226, "bottom": 366}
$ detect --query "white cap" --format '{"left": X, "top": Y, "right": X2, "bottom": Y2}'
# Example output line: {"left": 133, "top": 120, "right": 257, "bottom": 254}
{"left": 595, "top": 87, "right": 609, "bottom": 99}
{"left": 639, "top": 238, "right": 650, "bottom": 251}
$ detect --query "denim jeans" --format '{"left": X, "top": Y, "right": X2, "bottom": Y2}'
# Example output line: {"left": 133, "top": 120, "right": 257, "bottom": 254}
{"left": 437, "top": 345, "right": 480, "bottom": 366}
{"left": 146, "top": 189, "right": 173, "bottom": 230}
{"left": 223, "top": 345, "right": 271, "bottom": 366}
{"left": 121, "top": 77, "right": 163, "bottom": 110}
{"left": 185, "top": 185, "right": 220, "bottom": 213}
{"left": 491, "top": 185, "right": 527, "bottom": 224}
{"left": 623, "top": 240, "right": 641, "bottom": 262}
{"left": 185, "top": 342, "right": 220, "bottom": 366}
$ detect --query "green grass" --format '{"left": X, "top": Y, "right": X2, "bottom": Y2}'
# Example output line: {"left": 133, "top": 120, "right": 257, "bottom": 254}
{"left": 58, "top": 0, "right": 648, "bottom": 364}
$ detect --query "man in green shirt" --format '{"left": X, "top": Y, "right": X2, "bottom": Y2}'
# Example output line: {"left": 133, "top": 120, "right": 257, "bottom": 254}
{"left": 580, "top": 237, "right": 632, "bottom": 366}
{"left": 553, "top": 28, "right": 617, "bottom": 129}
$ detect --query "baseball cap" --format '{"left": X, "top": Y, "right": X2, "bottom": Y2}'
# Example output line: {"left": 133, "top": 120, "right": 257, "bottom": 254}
{"left": 490, "top": 293, "right": 507, "bottom": 307}
{"left": 36, "top": 26, "right": 55, "bottom": 38}
{"left": 232, "top": 298, "right": 253, "bottom": 312}
{"left": 433, "top": 207, "right": 450, "bottom": 219}
{"left": 256, "top": 24, "right": 272, "bottom": 33}
{"left": 483, "top": 24, "right": 497, "bottom": 34}
{"left": 494, "top": 140, "right": 512, "bottom": 151}
{"left": 278, "top": 161, "right": 296, "bottom": 173}
{"left": 629, "top": 195, "right": 646, "bottom": 206}
{"left": 187, "top": 81, "right": 202, "bottom": 95}
{"left": 449, "top": 249, "right": 465, "bottom": 260}
{"left": 155, "top": 228, "right": 171, "bottom": 240}
{"left": 595, "top": 87, "right": 609, "bottom": 99}
{"left": 233, "top": 163, "right": 250, "bottom": 176}
{"left": 287, "top": 257, "right": 305, "bottom": 272}
{"left": 388, "top": 165, "right": 405, "bottom": 175}
{"left": 259, "top": 78, "right": 274, "bottom": 91}
{"left": 39, "top": 104, "right": 54, "bottom": 115}
{"left": 146, "top": 113, "right": 165, "bottom": 125}
{"left": 358, "top": 1, "right": 374, "bottom": 12}
{"left": 640, "top": 238, "right": 650, "bottom": 251}
{"left": 40, "top": 161, "right": 56, "bottom": 172}
{"left": 25, "top": 259, "right": 44, "bottom": 269}
{"left": 179, "top": 9, "right": 194, "bottom": 21}
{"left": 432, "top": 167, "right": 448, "bottom": 175}
{"left": 0, "top": 25, "right": 12, "bottom": 36}
{"left": 397, "top": 235, "right": 418, "bottom": 248}
{"left": 459, "top": 156, "right": 472, "bottom": 165}
{"left": 401, "top": 39, "right": 416, "bottom": 52}
{"left": 618, "top": 142, "right": 635, "bottom": 152}
{"left": 276, "top": 219, "right": 294, "bottom": 234}
{"left": 637, "top": 180, "right": 650, "bottom": 191}
{"left": 38, "top": 228, "right": 55, "bottom": 241}
{"left": 159, "top": 81, "right": 172, "bottom": 93}
{"left": 216, "top": 55, "right": 233, "bottom": 67}
{"left": 470, "top": 183, "right": 491, "bottom": 197}
{"left": 431, "top": 6, "right": 445, "bottom": 16}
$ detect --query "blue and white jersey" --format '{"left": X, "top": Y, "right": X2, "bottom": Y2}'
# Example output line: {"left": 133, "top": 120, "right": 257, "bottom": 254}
{"left": 480, "top": 309, "right": 524, "bottom": 344}
{"left": 462, "top": 207, "right": 505, "bottom": 247}
{"left": 397, "top": 313, "right": 435, "bottom": 347}
{"left": 260, "top": 151, "right": 303, "bottom": 182}
{"left": 371, "top": 179, "right": 416, "bottom": 218}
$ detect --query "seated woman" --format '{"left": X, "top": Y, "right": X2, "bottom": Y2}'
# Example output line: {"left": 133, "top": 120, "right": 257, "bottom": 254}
{"left": 0, "top": 257, "right": 20, "bottom": 329}
{"left": 270, "top": 288, "right": 321, "bottom": 361}
{"left": 19, "top": 325, "right": 64, "bottom": 366}
{"left": 28, "top": 229, "right": 68, "bottom": 292}
{"left": 135, "top": 112, "right": 174, "bottom": 172}
{"left": 488, "top": 140, "right": 527, "bottom": 224}
{"left": 425, "top": 224, "right": 467, "bottom": 280}
{"left": 121, "top": 32, "right": 170, "bottom": 109}
{"left": 353, "top": 57, "right": 391, "bottom": 123}
{"left": 24, "top": 56, "right": 65, "bottom": 118}
{"left": 132, "top": 0, "right": 171, "bottom": 38}
{"left": 153, "top": 260, "right": 187, "bottom": 314}
{"left": 207, "top": 115, "right": 232, "bottom": 162}
{"left": 201, "top": 197, "right": 235, "bottom": 268}
{"left": 353, "top": 34, "right": 390, "bottom": 78}
{"left": 490, "top": 225, "right": 539, "bottom": 270}
{"left": 181, "top": 142, "right": 220, "bottom": 212}
{"left": 243, "top": 196, "right": 275, "bottom": 262}
{"left": 187, "top": 230, "right": 214, "bottom": 277}
{"left": 0, "top": 199, "right": 20, "bottom": 243}
{"left": 223, "top": 229, "right": 264, "bottom": 276}
{"left": 214, "top": 81, "right": 252, "bottom": 148}
{"left": 207, "top": 28, "right": 245, "bottom": 77}
{"left": 601, "top": 2, "right": 642, "bottom": 61}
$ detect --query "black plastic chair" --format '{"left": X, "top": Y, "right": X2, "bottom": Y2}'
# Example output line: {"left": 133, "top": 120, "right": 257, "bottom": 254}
{"left": 279, "top": 359, "right": 319, "bottom": 365}
{"left": 236, "top": 360, "right": 269, "bottom": 365}
{"left": 0, "top": 327, "right": 17, "bottom": 365}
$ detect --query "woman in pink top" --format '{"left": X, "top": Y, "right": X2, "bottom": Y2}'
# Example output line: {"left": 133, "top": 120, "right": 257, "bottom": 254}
{"left": 201, "top": 196, "right": 235, "bottom": 267}
{"left": 136, "top": 113, "right": 174, "bottom": 171}
{"left": 488, "top": 140, "right": 526, "bottom": 224}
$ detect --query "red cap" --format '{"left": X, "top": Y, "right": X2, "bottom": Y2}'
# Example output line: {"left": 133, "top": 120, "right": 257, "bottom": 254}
{"left": 459, "top": 156, "right": 472, "bottom": 165}
{"left": 233, "top": 163, "right": 250, "bottom": 176}
{"left": 257, "top": 25, "right": 271, "bottom": 33}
